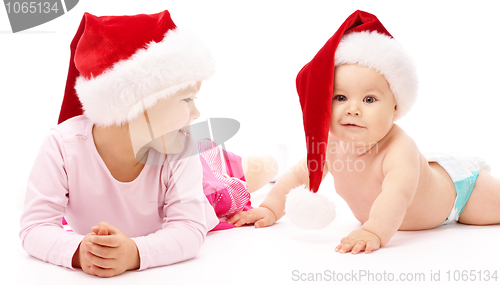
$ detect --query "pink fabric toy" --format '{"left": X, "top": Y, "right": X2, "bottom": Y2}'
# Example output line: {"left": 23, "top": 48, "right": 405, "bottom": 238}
{"left": 199, "top": 139, "right": 252, "bottom": 231}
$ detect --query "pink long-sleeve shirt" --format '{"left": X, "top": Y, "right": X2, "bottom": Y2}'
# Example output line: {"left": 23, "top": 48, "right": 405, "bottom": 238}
{"left": 19, "top": 115, "right": 219, "bottom": 270}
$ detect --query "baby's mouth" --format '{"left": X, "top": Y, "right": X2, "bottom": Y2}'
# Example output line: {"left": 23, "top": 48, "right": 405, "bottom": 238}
{"left": 342, "top": 123, "right": 364, "bottom": 128}
{"left": 179, "top": 127, "right": 188, "bottom": 135}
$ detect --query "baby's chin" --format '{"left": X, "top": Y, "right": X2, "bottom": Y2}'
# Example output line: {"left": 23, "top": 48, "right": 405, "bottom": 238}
{"left": 144, "top": 136, "right": 185, "bottom": 155}
{"left": 329, "top": 134, "right": 378, "bottom": 151}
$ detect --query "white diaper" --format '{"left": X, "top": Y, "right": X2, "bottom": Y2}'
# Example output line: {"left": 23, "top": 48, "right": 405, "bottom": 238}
{"left": 425, "top": 152, "right": 490, "bottom": 225}
{"left": 425, "top": 152, "right": 490, "bottom": 183}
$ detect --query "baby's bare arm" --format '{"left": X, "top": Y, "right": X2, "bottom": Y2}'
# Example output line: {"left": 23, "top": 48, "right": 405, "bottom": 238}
{"left": 362, "top": 138, "right": 420, "bottom": 246}
{"left": 337, "top": 138, "right": 420, "bottom": 254}
{"left": 228, "top": 158, "right": 308, "bottom": 227}
{"left": 229, "top": 157, "right": 329, "bottom": 227}
{"left": 262, "top": 156, "right": 331, "bottom": 220}
{"left": 260, "top": 157, "right": 310, "bottom": 221}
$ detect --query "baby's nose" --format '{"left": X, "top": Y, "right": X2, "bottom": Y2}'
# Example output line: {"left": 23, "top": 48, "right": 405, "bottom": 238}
{"left": 346, "top": 104, "right": 360, "bottom": 116}
{"left": 190, "top": 103, "right": 200, "bottom": 121}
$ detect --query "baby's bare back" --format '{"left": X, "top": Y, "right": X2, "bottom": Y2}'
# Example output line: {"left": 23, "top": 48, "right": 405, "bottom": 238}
{"left": 326, "top": 125, "right": 457, "bottom": 230}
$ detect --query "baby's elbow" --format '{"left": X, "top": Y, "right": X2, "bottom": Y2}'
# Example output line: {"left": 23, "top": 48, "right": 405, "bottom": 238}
{"left": 401, "top": 184, "right": 418, "bottom": 209}
{"left": 19, "top": 231, "right": 28, "bottom": 252}
{"left": 19, "top": 224, "right": 35, "bottom": 251}
{"left": 180, "top": 222, "right": 209, "bottom": 259}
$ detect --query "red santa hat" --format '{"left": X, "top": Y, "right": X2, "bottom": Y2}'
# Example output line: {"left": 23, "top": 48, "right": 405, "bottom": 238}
{"left": 58, "top": 10, "right": 215, "bottom": 126}
{"left": 286, "top": 10, "right": 418, "bottom": 229}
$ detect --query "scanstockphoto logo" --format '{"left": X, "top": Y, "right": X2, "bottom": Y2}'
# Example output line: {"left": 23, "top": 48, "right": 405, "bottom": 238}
{"left": 3, "top": 0, "right": 78, "bottom": 33}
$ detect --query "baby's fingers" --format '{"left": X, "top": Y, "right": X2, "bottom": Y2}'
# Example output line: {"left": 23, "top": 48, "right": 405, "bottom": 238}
{"left": 336, "top": 240, "right": 356, "bottom": 254}
{"left": 233, "top": 214, "right": 255, "bottom": 227}
{"left": 365, "top": 241, "right": 379, "bottom": 254}
{"left": 254, "top": 217, "right": 273, "bottom": 228}
{"left": 85, "top": 242, "right": 114, "bottom": 259}
{"left": 339, "top": 244, "right": 354, "bottom": 254}
{"left": 90, "top": 265, "right": 119, "bottom": 278}
{"left": 335, "top": 237, "right": 349, "bottom": 252}
{"left": 228, "top": 210, "right": 258, "bottom": 227}
{"left": 91, "top": 226, "right": 109, "bottom": 236}
{"left": 351, "top": 241, "right": 366, "bottom": 255}
{"left": 227, "top": 212, "right": 243, "bottom": 224}
{"left": 92, "top": 235, "right": 120, "bottom": 248}
{"left": 84, "top": 251, "right": 114, "bottom": 269}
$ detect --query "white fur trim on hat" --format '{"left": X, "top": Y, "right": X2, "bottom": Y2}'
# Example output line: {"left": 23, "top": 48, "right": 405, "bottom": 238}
{"left": 285, "top": 185, "right": 336, "bottom": 229}
{"left": 75, "top": 27, "right": 216, "bottom": 126}
{"left": 335, "top": 31, "right": 418, "bottom": 120}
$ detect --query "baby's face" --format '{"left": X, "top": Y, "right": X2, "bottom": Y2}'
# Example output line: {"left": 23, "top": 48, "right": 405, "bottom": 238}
{"left": 129, "top": 82, "right": 201, "bottom": 157}
{"left": 330, "top": 64, "right": 397, "bottom": 146}
{"left": 145, "top": 83, "right": 201, "bottom": 154}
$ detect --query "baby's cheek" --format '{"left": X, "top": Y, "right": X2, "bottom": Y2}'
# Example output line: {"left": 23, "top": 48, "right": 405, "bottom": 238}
{"left": 178, "top": 107, "right": 191, "bottom": 125}
{"left": 329, "top": 113, "right": 337, "bottom": 134}
{"left": 329, "top": 117, "right": 341, "bottom": 136}
{"left": 329, "top": 125, "right": 337, "bottom": 136}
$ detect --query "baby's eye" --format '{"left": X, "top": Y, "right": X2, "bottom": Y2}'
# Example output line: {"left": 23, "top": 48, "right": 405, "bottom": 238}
{"left": 334, "top": 95, "right": 347, "bottom": 102}
{"left": 183, "top": 97, "right": 197, "bottom": 103}
{"left": 363, "top": 96, "right": 376, "bottom": 103}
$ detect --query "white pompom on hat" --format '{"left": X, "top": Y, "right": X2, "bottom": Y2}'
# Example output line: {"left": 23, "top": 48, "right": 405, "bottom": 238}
{"left": 285, "top": 186, "right": 336, "bottom": 230}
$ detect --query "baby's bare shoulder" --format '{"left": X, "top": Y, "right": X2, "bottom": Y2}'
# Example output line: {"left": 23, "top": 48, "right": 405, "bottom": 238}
{"left": 385, "top": 125, "right": 418, "bottom": 150}
{"left": 382, "top": 125, "right": 420, "bottom": 172}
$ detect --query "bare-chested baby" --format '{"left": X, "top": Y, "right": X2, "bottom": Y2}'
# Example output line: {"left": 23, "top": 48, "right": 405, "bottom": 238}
{"left": 228, "top": 10, "right": 500, "bottom": 254}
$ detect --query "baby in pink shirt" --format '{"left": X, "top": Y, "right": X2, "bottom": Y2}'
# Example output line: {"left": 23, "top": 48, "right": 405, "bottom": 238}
{"left": 20, "top": 114, "right": 219, "bottom": 272}
{"left": 19, "top": 10, "right": 277, "bottom": 278}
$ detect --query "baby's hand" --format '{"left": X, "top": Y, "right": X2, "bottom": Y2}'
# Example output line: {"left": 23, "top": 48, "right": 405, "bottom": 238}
{"left": 227, "top": 207, "right": 277, "bottom": 228}
{"left": 73, "top": 231, "right": 101, "bottom": 275}
{"left": 335, "top": 229, "right": 381, "bottom": 254}
{"left": 83, "top": 222, "right": 140, "bottom": 277}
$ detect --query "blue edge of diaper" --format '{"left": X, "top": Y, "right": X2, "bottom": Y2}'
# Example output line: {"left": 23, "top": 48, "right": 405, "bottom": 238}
{"left": 442, "top": 170, "right": 480, "bottom": 225}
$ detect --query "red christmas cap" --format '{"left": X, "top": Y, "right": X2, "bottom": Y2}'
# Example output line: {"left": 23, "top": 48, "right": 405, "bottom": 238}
{"left": 296, "top": 10, "right": 417, "bottom": 193}
{"left": 59, "top": 10, "right": 215, "bottom": 126}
